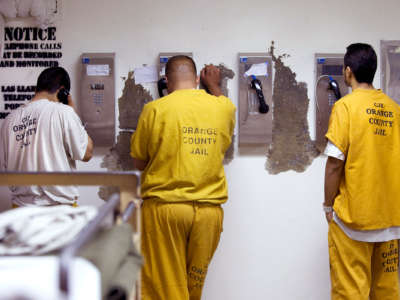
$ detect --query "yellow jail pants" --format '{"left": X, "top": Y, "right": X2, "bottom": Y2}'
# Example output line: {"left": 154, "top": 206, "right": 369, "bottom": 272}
{"left": 328, "top": 221, "right": 399, "bottom": 300}
{"left": 141, "top": 199, "right": 223, "bottom": 300}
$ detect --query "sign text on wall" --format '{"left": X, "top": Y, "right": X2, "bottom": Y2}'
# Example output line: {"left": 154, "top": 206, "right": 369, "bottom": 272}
{"left": 0, "top": 26, "right": 62, "bottom": 119}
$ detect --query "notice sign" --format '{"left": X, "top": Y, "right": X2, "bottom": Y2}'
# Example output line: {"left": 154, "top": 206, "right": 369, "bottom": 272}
{"left": 0, "top": 26, "right": 63, "bottom": 119}
{"left": 1, "top": 27, "right": 62, "bottom": 68}
{"left": 0, "top": 85, "right": 36, "bottom": 119}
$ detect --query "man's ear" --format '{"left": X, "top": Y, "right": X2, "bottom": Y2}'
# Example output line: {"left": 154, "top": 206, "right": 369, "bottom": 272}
{"left": 195, "top": 75, "right": 200, "bottom": 86}
{"left": 166, "top": 76, "right": 174, "bottom": 94}
{"left": 344, "top": 66, "right": 352, "bottom": 78}
{"left": 52, "top": 87, "right": 62, "bottom": 102}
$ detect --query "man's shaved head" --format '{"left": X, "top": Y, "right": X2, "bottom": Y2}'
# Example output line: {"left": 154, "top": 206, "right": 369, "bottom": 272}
{"left": 165, "top": 55, "right": 197, "bottom": 83}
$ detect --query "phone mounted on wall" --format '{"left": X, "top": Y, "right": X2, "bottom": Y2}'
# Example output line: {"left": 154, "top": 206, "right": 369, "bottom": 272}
{"left": 57, "top": 88, "right": 70, "bottom": 105}
{"left": 250, "top": 75, "right": 269, "bottom": 114}
{"left": 328, "top": 76, "right": 342, "bottom": 100}
{"left": 157, "top": 77, "right": 168, "bottom": 98}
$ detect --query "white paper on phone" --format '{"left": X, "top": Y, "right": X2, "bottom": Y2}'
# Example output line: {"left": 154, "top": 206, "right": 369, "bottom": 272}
{"left": 244, "top": 62, "right": 268, "bottom": 77}
{"left": 134, "top": 66, "right": 158, "bottom": 84}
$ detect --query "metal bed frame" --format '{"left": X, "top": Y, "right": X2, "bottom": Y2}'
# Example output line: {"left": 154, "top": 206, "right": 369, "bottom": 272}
{"left": 0, "top": 171, "right": 141, "bottom": 300}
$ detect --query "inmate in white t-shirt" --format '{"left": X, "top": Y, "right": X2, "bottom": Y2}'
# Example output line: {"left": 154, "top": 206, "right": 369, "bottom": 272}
{"left": 0, "top": 99, "right": 89, "bottom": 206}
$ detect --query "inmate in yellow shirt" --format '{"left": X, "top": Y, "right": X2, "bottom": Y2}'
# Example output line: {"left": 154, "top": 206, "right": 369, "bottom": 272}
{"left": 130, "top": 89, "right": 236, "bottom": 204}
{"left": 326, "top": 88, "right": 400, "bottom": 230}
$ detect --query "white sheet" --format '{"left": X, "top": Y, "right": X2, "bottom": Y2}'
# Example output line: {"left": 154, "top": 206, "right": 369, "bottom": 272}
{"left": 0, "top": 205, "right": 97, "bottom": 255}
{"left": 0, "top": 256, "right": 100, "bottom": 300}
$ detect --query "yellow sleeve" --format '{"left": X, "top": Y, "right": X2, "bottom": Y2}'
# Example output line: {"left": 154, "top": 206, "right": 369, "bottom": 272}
{"left": 219, "top": 95, "right": 236, "bottom": 137}
{"left": 130, "top": 104, "right": 154, "bottom": 162}
{"left": 229, "top": 101, "right": 236, "bottom": 137}
{"left": 325, "top": 101, "right": 350, "bottom": 156}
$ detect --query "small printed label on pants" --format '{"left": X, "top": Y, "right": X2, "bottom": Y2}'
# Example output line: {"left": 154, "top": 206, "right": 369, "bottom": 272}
{"left": 188, "top": 265, "right": 207, "bottom": 289}
{"left": 382, "top": 242, "right": 398, "bottom": 273}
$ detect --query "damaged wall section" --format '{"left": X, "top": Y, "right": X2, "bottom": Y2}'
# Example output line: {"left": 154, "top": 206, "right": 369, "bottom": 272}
{"left": 99, "top": 72, "right": 153, "bottom": 200}
{"left": 266, "top": 42, "right": 318, "bottom": 174}
{"left": 118, "top": 71, "right": 153, "bottom": 129}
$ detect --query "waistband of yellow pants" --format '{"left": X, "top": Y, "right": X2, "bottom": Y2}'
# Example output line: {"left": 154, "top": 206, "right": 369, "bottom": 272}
{"left": 143, "top": 198, "right": 222, "bottom": 206}
{"left": 12, "top": 201, "right": 78, "bottom": 209}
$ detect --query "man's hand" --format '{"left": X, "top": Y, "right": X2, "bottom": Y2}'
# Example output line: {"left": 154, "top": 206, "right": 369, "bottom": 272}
{"left": 325, "top": 211, "right": 333, "bottom": 223}
{"left": 324, "top": 156, "right": 345, "bottom": 224}
{"left": 82, "top": 135, "right": 93, "bottom": 162}
{"left": 133, "top": 158, "right": 148, "bottom": 171}
{"left": 200, "top": 65, "right": 223, "bottom": 96}
{"left": 67, "top": 95, "right": 77, "bottom": 112}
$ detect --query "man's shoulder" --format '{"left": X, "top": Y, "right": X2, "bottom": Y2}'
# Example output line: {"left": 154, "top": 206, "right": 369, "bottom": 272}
{"left": 338, "top": 92, "right": 355, "bottom": 104}
{"left": 140, "top": 99, "right": 158, "bottom": 115}
{"left": 1, "top": 103, "right": 26, "bottom": 125}
{"left": 148, "top": 90, "right": 235, "bottom": 113}
{"left": 22, "top": 99, "right": 73, "bottom": 114}
{"left": 332, "top": 92, "right": 359, "bottom": 112}
{"left": 379, "top": 91, "right": 400, "bottom": 108}
{"left": 54, "top": 102, "right": 75, "bottom": 114}
{"left": 41, "top": 101, "right": 76, "bottom": 118}
{"left": 198, "top": 91, "right": 236, "bottom": 110}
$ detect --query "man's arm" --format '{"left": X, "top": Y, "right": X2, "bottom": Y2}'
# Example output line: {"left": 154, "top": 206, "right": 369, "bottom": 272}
{"left": 62, "top": 95, "right": 93, "bottom": 162}
{"left": 200, "top": 65, "right": 223, "bottom": 97}
{"left": 82, "top": 135, "right": 93, "bottom": 162}
{"left": 324, "top": 156, "right": 345, "bottom": 222}
{"left": 69, "top": 94, "right": 93, "bottom": 162}
{"left": 67, "top": 94, "right": 78, "bottom": 112}
{"left": 133, "top": 158, "right": 147, "bottom": 171}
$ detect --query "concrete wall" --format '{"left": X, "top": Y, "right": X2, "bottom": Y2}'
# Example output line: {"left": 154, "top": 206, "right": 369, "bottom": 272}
{"left": 1, "top": 0, "right": 400, "bottom": 298}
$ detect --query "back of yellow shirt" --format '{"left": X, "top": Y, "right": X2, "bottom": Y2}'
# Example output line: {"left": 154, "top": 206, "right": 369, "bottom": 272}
{"left": 130, "top": 89, "right": 236, "bottom": 204}
{"left": 326, "top": 89, "right": 400, "bottom": 230}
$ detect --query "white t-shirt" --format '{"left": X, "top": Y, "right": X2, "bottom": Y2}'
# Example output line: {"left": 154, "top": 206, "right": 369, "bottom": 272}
{"left": 0, "top": 99, "right": 89, "bottom": 206}
{"left": 325, "top": 140, "right": 400, "bottom": 242}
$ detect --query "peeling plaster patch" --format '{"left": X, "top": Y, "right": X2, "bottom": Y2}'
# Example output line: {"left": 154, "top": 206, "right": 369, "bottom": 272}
{"left": 224, "top": 135, "right": 235, "bottom": 164}
{"left": 100, "top": 73, "right": 153, "bottom": 200}
{"left": 118, "top": 71, "right": 153, "bottom": 130}
{"left": 219, "top": 64, "right": 235, "bottom": 164}
{"left": 99, "top": 131, "right": 135, "bottom": 200}
{"left": 266, "top": 42, "right": 318, "bottom": 174}
{"left": 98, "top": 185, "right": 120, "bottom": 203}
{"left": 218, "top": 64, "right": 235, "bottom": 97}
{"left": 101, "top": 131, "right": 135, "bottom": 171}
{"left": 200, "top": 64, "right": 235, "bottom": 164}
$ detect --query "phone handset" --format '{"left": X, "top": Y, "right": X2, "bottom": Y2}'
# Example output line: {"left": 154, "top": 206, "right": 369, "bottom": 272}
{"left": 328, "top": 76, "right": 342, "bottom": 100}
{"left": 250, "top": 75, "right": 269, "bottom": 114}
{"left": 57, "top": 87, "right": 70, "bottom": 105}
{"left": 157, "top": 77, "right": 168, "bottom": 98}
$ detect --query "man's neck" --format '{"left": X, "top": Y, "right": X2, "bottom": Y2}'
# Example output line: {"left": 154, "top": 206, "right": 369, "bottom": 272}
{"left": 32, "top": 91, "right": 58, "bottom": 102}
{"left": 168, "top": 81, "right": 197, "bottom": 93}
{"left": 351, "top": 82, "right": 374, "bottom": 91}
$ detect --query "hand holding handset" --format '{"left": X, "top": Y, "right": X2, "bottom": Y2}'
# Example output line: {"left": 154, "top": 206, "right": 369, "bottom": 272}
{"left": 328, "top": 76, "right": 342, "bottom": 100}
{"left": 57, "top": 88, "right": 70, "bottom": 105}
{"left": 250, "top": 75, "right": 269, "bottom": 114}
{"left": 157, "top": 77, "right": 168, "bottom": 98}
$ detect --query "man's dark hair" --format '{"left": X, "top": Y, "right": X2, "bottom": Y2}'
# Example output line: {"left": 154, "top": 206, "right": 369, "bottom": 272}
{"left": 344, "top": 43, "right": 377, "bottom": 84}
{"left": 165, "top": 55, "right": 197, "bottom": 79}
{"left": 35, "top": 67, "right": 71, "bottom": 93}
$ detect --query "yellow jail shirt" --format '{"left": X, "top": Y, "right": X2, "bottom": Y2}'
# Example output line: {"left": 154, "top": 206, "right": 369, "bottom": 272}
{"left": 326, "top": 88, "right": 400, "bottom": 230}
{"left": 130, "top": 89, "right": 236, "bottom": 204}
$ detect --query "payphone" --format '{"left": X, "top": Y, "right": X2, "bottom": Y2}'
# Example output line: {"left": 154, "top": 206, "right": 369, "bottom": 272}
{"left": 238, "top": 53, "right": 273, "bottom": 146}
{"left": 315, "top": 53, "right": 349, "bottom": 152}
{"left": 381, "top": 40, "right": 400, "bottom": 104}
{"left": 80, "top": 53, "right": 115, "bottom": 147}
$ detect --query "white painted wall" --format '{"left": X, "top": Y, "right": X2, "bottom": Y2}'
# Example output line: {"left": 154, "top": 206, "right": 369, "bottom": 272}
{"left": 1, "top": 0, "right": 400, "bottom": 299}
